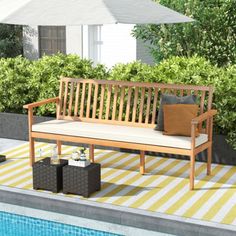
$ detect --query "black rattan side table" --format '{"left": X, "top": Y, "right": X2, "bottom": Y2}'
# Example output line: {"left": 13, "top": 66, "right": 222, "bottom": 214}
{"left": 33, "top": 157, "right": 68, "bottom": 193}
{"left": 0, "top": 155, "right": 6, "bottom": 163}
{"left": 63, "top": 163, "right": 101, "bottom": 198}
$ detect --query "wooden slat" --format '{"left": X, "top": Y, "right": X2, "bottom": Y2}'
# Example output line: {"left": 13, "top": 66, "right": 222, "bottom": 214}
{"left": 92, "top": 84, "right": 99, "bottom": 118}
{"left": 125, "top": 87, "right": 132, "bottom": 122}
{"left": 206, "top": 87, "right": 214, "bottom": 134}
{"left": 151, "top": 88, "right": 159, "bottom": 124}
{"left": 145, "top": 88, "right": 152, "bottom": 123}
{"left": 99, "top": 84, "right": 105, "bottom": 119}
{"left": 187, "top": 90, "right": 191, "bottom": 95}
{"left": 112, "top": 86, "right": 119, "bottom": 120}
{"left": 207, "top": 87, "right": 214, "bottom": 110}
{"left": 63, "top": 82, "right": 69, "bottom": 116}
{"left": 165, "top": 88, "right": 170, "bottom": 94}
{"left": 86, "top": 83, "right": 92, "bottom": 118}
{"left": 57, "top": 80, "right": 64, "bottom": 118}
{"left": 138, "top": 87, "right": 145, "bottom": 123}
{"left": 199, "top": 90, "right": 206, "bottom": 132}
{"left": 74, "top": 83, "right": 80, "bottom": 116}
{"left": 68, "top": 82, "right": 74, "bottom": 116}
{"left": 80, "top": 82, "right": 86, "bottom": 117}
{"left": 132, "top": 87, "right": 139, "bottom": 123}
{"left": 180, "top": 89, "right": 184, "bottom": 96}
{"left": 118, "top": 86, "right": 125, "bottom": 121}
{"left": 105, "top": 85, "right": 112, "bottom": 120}
{"left": 200, "top": 91, "right": 206, "bottom": 115}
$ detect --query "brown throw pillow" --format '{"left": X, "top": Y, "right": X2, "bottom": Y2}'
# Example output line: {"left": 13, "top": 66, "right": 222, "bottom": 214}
{"left": 155, "top": 94, "right": 197, "bottom": 131}
{"left": 163, "top": 104, "right": 199, "bottom": 137}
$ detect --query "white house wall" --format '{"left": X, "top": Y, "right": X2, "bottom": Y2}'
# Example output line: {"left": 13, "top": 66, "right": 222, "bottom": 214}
{"left": 23, "top": 25, "right": 153, "bottom": 67}
{"left": 66, "top": 26, "right": 83, "bottom": 56}
{"left": 136, "top": 39, "right": 155, "bottom": 65}
{"left": 99, "top": 24, "right": 137, "bottom": 68}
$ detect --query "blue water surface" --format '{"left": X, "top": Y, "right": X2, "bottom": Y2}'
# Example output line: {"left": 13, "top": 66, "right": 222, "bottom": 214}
{"left": 0, "top": 211, "right": 121, "bottom": 236}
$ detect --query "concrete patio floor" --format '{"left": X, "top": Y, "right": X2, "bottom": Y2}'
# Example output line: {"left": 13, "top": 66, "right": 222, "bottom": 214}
{"left": 0, "top": 138, "right": 236, "bottom": 236}
{"left": 0, "top": 138, "right": 26, "bottom": 152}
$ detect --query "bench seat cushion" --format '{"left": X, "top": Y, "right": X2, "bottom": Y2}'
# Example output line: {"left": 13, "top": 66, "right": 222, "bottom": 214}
{"left": 32, "top": 120, "right": 208, "bottom": 150}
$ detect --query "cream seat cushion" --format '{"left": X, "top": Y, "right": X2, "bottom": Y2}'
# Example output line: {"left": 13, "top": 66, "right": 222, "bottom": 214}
{"left": 32, "top": 120, "right": 208, "bottom": 150}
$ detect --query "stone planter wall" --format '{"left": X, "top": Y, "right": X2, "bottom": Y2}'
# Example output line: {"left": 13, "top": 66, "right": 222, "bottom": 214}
{"left": 0, "top": 112, "right": 54, "bottom": 141}
{"left": 0, "top": 112, "right": 235, "bottom": 165}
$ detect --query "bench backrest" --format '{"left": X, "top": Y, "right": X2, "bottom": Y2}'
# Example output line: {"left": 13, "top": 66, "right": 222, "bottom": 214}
{"left": 57, "top": 77, "right": 213, "bottom": 130}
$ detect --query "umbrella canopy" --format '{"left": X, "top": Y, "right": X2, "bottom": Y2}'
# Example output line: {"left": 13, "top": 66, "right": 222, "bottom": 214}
{"left": 0, "top": 0, "right": 193, "bottom": 26}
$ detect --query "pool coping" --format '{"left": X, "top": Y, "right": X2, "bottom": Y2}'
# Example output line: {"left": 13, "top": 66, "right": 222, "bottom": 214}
{"left": 0, "top": 185, "right": 235, "bottom": 236}
{"left": 0, "top": 202, "right": 164, "bottom": 236}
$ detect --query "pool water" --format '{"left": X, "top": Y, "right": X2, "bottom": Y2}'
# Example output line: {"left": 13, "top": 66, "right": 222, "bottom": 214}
{"left": 0, "top": 211, "right": 121, "bottom": 236}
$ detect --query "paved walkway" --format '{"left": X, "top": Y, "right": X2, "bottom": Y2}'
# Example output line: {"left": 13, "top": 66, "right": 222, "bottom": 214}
{"left": 0, "top": 138, "right": 26, "bottom": 153}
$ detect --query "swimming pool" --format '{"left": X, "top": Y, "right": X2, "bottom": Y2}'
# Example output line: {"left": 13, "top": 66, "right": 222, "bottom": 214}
{"left": 0, "top": 211, "right": 121, "bottom": 236}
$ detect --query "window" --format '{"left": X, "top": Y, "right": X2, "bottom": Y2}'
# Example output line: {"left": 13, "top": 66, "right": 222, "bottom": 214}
{"left": 38, "top": 26, "right": 66, "bottom": 57}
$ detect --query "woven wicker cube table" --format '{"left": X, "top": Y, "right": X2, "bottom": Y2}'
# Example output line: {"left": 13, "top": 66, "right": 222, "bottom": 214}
{"left": 63, "top": 163, "right": 101, "bottom": 198}
{"left": 33, "top": 157, "right": 68, "bottom": 193}
{"left": 0, "top": 155, "right": 6, "bottom": 163}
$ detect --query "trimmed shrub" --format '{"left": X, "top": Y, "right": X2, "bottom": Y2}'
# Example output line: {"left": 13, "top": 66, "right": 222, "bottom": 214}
{"left": 109, "top": 61, "right": 157, "bottom": 83}
{"left": 0, "top": 56, "right": 35, "bottom": 113}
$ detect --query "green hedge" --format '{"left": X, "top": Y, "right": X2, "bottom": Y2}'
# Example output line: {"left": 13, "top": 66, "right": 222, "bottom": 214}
{"left": 0, "top": 54, "right": 235, "bottom": 149}
{"left": 0, "top": 56, "right": 34, "bottom": 113}
{"left": 29, "top": 54, "right": 108, "bottom": 115}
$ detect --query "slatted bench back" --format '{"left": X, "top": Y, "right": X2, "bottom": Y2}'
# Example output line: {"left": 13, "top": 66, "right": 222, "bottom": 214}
{"left": 57, "top": 77, "right": 213, "bottom": 129}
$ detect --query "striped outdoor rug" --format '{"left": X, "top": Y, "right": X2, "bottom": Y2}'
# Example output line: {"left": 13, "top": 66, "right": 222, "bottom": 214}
{"left": 1, "top": 142, "right": 236, "bottom": 226}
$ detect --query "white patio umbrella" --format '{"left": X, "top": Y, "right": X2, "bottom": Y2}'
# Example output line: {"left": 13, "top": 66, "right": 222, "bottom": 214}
{"left": 0, "top": 0, "right": 193, "bottom": 26}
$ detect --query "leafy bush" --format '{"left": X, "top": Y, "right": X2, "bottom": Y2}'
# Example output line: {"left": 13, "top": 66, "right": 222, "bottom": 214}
{"left": 109, "top": 61, "right": 156, "bottom": 83}
{"left": 29, "top": 54, "right": 108, "bottom": 115}
{"left": 133, "top": 0, "right": 236, "bottom": 66}
{"left": 0, "top": 56, "right": 35, "bottom": 113}
{"left": 213, "top": 65, "right": 236, "bottom": 148}
{"left": 0, "top": 55, "right": 235, "bottom": 149}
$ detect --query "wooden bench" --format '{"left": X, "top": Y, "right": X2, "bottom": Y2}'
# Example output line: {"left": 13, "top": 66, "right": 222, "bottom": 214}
{"left": 24, "top": 77, "right": 217, "bottom": 190}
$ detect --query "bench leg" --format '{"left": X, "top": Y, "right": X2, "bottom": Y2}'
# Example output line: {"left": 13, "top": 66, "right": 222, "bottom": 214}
{"left": 57, "top": 140, "right": 62, "bottom": 155}
{"left": 29, "top": 137, "right": 35, "bottom": 166}
{"left": 89, "top": 144, "right": 95, "bottom": 163}
{"left": 190, "top": 153, "right": 195, "bottom": 190}
{"left": 207, "top": 146, "right": 212, "bottom": 175}
{"left": 140, "top": 150, "right": 145, "bottom": 175}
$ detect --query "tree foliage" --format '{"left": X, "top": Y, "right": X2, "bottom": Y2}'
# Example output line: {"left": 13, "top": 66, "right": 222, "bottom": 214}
{"left": 0, "top": 24, "right": 23, "bottom": 58}
{"left": 133, "top": 0, "right": 236, "bottom": 66}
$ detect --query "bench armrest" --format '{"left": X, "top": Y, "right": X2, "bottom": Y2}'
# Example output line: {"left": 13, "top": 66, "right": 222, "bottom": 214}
{"left": 191, "top": 109, "right": 217, "bottom": 125}
{"left": 190, "top": 109, "right": 217, "bottom": 148}
{"left": 23, "top": 97, "right": 60, "bottom": 109}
